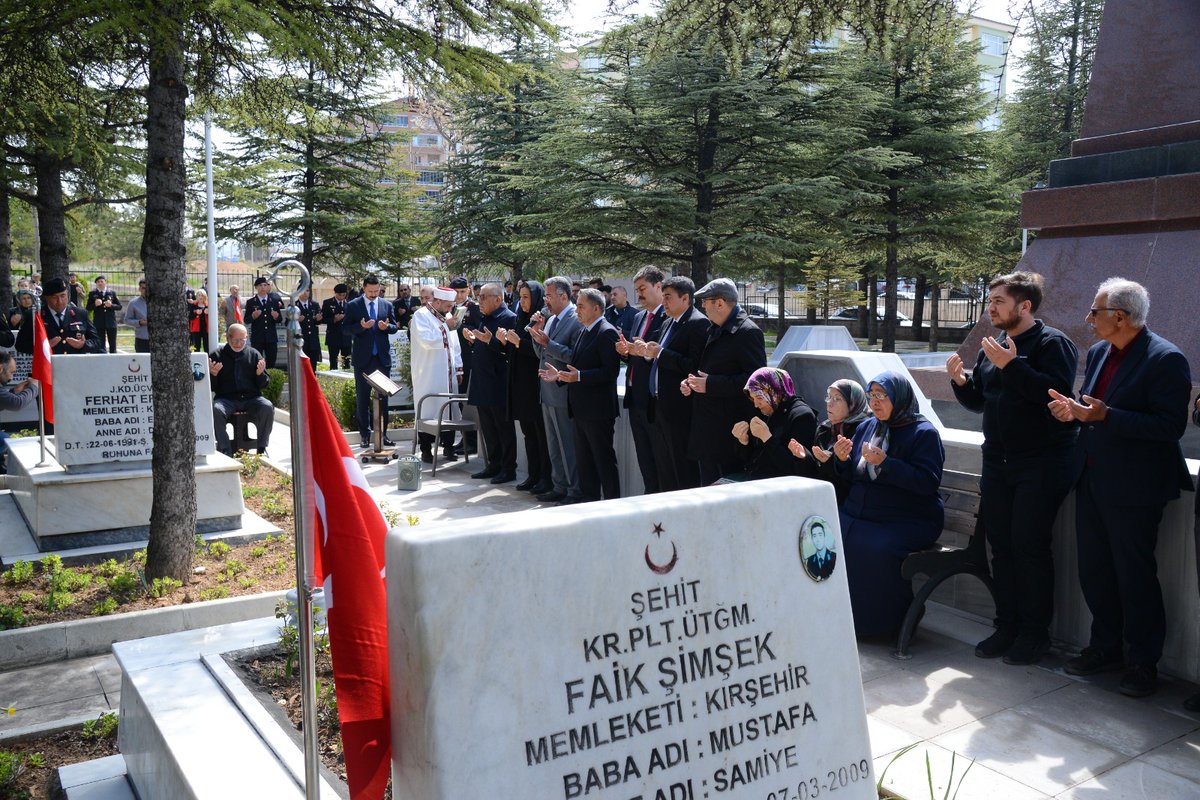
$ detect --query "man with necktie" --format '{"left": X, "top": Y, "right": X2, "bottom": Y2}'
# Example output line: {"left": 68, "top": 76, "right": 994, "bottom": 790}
{"left": 245, "top": 276, "right": 284, "bottom": 369}
{"left": 86, "top": 275, "right": 122, "bottom": 353}
{"left": 616, "top": 266, "right": 666, "bottom": 494}
{"left": 637, "top": 276, "right": 710, "bottom": 490}
{"left": 540, "top": 288, "right": 621, "bottom": 503}
{"left": 344, "top": 275, "right": 399, "bottom": 448}
{"left": 320, "top": 283, "right": 350, "bottom": 369}
{"left": 530, "top": 276, "right": 584, "bottom": 504}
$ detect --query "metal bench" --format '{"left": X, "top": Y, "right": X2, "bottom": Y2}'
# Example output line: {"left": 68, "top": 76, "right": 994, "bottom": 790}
{"left": 411, "top": 393, "right": 477, "bottom": 476}
{"left": 892, "top": 468, "right": 996, "bottom": 659}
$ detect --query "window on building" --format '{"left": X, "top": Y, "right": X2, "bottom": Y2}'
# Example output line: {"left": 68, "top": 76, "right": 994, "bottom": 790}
{"left": 980, "top": 32, "right": 1006, "bottom": 57}
{"left": 383, "top": 113, "right": 410, "bottom": 127}
{"left": 415, "top": 134, "right": 441, "bottom": 147}
{"left": 979, "top": 73, "right": 1003, "bottom": 97}
{"left": 417, "top": 171, "right": 444, "bottom": 185}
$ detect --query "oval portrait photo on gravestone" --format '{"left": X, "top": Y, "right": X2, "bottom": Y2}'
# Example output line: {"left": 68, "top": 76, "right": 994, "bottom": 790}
{"left": 800, "top": 515, "right": 837, "bottom": 583}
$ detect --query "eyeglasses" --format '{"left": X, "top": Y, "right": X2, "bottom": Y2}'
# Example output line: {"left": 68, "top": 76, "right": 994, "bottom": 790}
{"left": 1087, "top": 307, "right": 1126, "bottom": 316}
{"left": 825, "top": 393, "right": 847, "bottom": 403}
{"left": 868, "top": 391, "right": 890, "bottom": 402}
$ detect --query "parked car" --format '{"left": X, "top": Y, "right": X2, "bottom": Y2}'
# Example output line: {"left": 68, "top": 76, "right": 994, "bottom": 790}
{"left": 743, "top": 302, "right": 802, "bottom": 322}
{"left": 829, "top": 307, "right": 917, "bottom": 327}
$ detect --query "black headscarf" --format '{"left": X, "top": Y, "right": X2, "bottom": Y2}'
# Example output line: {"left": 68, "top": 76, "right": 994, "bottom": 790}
{"left": 517, "top": 280, "right": 545, "bottom": 328}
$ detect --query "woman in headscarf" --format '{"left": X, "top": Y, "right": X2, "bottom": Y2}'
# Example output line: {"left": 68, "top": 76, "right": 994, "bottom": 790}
{"left": 500, "top": 280, "right": 552, "bottom": 494}
{"left": 832, "top": 371, "right": 944, "bottom": 637}
{"left": 731, "top": 367, "right": 818, "bottom": 480}
{"left": 789, "top": 379, "right": 870, "bottom": 503}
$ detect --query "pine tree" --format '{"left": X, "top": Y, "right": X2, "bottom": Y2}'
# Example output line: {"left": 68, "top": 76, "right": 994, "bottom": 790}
{"left": 210, "top": 60, "right": 419, "bottom": 279}
{"left": 839, "top": 0, "right": 999, "bottom": 351}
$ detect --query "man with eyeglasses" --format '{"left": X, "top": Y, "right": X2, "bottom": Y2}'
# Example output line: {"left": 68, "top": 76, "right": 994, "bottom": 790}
{"left": 209, "top": 323, "right": 273, "bottom": 456}
{"left": 947, "top": 272, "right": 1078, "bottom": 666}
{"left": 1047, "top": 277, "right": 1191, "bottom": 698}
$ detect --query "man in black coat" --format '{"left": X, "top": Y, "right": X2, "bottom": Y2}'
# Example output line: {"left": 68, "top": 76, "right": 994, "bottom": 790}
{"left": 465, "top": 283, "right": 519, "bottom": 483}
{"left": 320, "top": 283, "right": 350, "bottom": 369}
{"left": 295, "top": 289, "right": 322, "bottom": 372}
{"left": 40, "top": 277, "right": 100, "bottom": 355}
{"left": 208, "top": 323, "right": 273, "bottom": 455}
{"left": 1048, "top": 277, "right": 1192, "bottom": 698}
{"left": 639, "top": 275, "right": 710, "bottom": 491}
{"left": 245, "top": 276, "right": 285, "bottom": 369}
{"left": 450, "top": 276, "right": 480, "bottom": 455}
{"left": 540, "top": 288, "right": 621, "bottom": 502}
{"left": 681, "top": 278, "right": 766, "bottom": 484}
{"left": 392, "top": 283, "right": 418, "bottom": 330}
{"left": 616, "top": 267, "right": 666, "bottom": 494}
{"left": 947, "top": 271, "right": 1079, "bottom": 667}
{"left": 86, "top": 275, "right": 122, "bottom": 353}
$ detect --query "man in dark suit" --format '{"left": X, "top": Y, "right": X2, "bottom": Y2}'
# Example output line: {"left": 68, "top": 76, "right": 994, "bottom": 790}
{"left": 392, "top": 283, "right": 418, "bottom": 330}
{"left": 616, "top": 267, "right": 666, "bottom": 494}
{"left": 40, "top": 277, "right": 100, "bottom": 355}
{"left": 245, "top": 276, "right": 285, "bottom": 369}
{"left": 530, "top": 276, "right": 584, "bottom": 504}
{"left": 86, "top": 275, "right": 122, "bottom": 353}
{"left": 450, "top": 276, "right": 480, "bottom": 455}
{"left": 464, "top": 283, "right": 519, "bottom": 483}
{"left": 343, "top": 275, "right": 399, "bottom": 448}
{"left": 605, "top": 286, "right": 637, "bottom": 338}
{"left": 680, "top": 278, "right": 766, "bottom": 484}
{"left": 209, "top": 323, "right": 273, "bottom": 455}
{"left": 321, "top": 283, "right": 350, "bottom": 369}
{"left": 1048, "top": 277, "right": 1192, "bottom": 698}
{"left": 805, "top": 521, "right": 837, "bottom": 582}
{"left": 639, "top": 275, "right": 710, "bottom": 491}
{"left": 540, "top": 288, "right": 621, "bottom": 503}
{"left": 295, "top": 289, "right": 322, "bottom": 373}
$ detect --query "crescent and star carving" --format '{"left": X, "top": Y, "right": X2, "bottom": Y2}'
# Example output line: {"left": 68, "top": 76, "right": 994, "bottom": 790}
{"left": 644, "top": 521, "right": 678, "bottom": 575}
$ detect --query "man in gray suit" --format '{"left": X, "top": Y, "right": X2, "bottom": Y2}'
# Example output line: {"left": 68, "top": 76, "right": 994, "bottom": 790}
{"left": 530, "top": 276, "right": 584, "bottom": 504}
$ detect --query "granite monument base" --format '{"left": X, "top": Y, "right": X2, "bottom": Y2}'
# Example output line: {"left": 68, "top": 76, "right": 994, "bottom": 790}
{"left": 5, "top": 437, "right": 244, "bottom": 551}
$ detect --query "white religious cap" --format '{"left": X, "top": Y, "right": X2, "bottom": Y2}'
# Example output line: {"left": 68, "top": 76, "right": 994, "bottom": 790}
{"left": 433, "top": 287, "right": 456, "bottom": 301}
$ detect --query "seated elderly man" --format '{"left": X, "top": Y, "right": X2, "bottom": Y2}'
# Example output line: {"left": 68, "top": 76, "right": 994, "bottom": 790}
{"left": 208, "top": 323, "right": 273, "bottom": 456}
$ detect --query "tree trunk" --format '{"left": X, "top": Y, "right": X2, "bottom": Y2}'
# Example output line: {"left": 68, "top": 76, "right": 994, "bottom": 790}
{"left": 691, "top": 102, "right": 719, "bottom": 287}
{"left": 911, "top": 275, "right": 927, "bottom": 342}
{"left": 0, "top": 164, "right": 12, "bottom": 312}
{"left": 143, "top": 0, "right": 196, "bottom": 582}
{"left": 883, "top": 188, "right": 899, "bottom": 353}
{"left": 34, "top": 151, "right": 70, "bottom": 284}
{"left": 776, "top": 264, "right": 787, "bottom": 337}
{"left": 928, "top": 281, "right": 941, "bottom": 352}
{"left": 858, "top": 265, "right": 871, "bottom": 340}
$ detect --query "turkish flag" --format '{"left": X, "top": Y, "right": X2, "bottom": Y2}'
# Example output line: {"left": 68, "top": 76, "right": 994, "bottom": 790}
{"left": 233, "top": 298, "right": 243, "bottom": 323}
{"left": 299, "top": 356, "right": 391, "bottom": 799}
{"left": 32, "top": 313, "right": 53, "bottom": 424}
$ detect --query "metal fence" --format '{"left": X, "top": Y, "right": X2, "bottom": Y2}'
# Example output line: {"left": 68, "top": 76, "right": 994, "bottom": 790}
{"left": 739, "top": 289, "right": 985, "bottom": 327}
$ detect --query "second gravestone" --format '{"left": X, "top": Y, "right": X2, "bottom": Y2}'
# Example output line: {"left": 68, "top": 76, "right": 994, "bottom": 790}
{"left": 387, "top": 477, "right": 874, "bottom": 800}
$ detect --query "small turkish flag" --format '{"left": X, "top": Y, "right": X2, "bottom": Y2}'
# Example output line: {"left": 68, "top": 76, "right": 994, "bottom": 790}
{"left": 300, "top": 356, "right": 391, "bottom": 800}
{"left": 233, "top": 298, "right": 243, "bottom": 323}
{"left": 32, "top": 313, "right": 54, "bottom": 424}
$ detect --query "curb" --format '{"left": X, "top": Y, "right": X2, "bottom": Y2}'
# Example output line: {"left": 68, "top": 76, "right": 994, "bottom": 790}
{"left": 0, "top": 590, "right": 287, "bottom": 672}
{"left": 0, "top": 713, "right": 104, "bottom": 745}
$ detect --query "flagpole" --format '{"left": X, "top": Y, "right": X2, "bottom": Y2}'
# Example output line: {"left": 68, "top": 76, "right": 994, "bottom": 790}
{"left": 204, "top": 113, "right": 219, "bottom": 349}
{"left": 271, "top": 259, "right": 320, "bottom": 800}
{"left": 35, "top": 380, "right": 46, "bottom": 467}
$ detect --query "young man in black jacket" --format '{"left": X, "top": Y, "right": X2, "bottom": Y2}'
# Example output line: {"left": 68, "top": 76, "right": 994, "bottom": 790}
{"left": 946, "top": 271, "right": 1078, "bottom": 666}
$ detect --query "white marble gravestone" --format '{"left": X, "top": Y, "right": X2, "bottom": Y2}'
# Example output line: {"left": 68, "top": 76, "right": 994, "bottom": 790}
{"left": 387, "top": 478, "right": 874, "bottom": 800}
{"left": 51, "top": 353, "right": 216, "bottom": 467}
{"left": 777, "top": 350, "right": 943, "bottom": 430}
{"left": 768, "top": 326, "right": 858, "bottom": 365}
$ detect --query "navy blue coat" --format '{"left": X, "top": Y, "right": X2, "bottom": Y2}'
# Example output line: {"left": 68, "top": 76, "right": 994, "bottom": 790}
{"left": 343, "top": 295, "right": 398, "bottom": 371}
{"left": 688, "top": 307, "right": 766, "bottom": 464}
{"left": 567, "top": 318, "right": 621, "bottom": 421}
{"left": 1071, "top": 328, "right": 1192, "bottom": 507}
{"left": 467, "top": 305, "right": 518, "bottom": 409}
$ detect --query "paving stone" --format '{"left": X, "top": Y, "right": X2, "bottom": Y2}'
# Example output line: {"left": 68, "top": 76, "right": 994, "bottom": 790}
{"left": 1056, "top": 759, "right": 1200, "bottom": 799}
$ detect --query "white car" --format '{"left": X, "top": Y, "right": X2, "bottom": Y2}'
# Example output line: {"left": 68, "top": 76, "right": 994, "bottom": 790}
{"left": 829, "top": 307, "right": 916, "bottom": 327}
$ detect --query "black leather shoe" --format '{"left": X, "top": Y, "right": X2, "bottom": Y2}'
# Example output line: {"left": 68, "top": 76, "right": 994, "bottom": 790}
{"left": 1003, "top": 634, "right": 1050, "bottom": 666}
{"left": 1119, "top": 666, "right": 1157, "bottom": 698}
{"left": 471, "top": 468, "right": 499, "bottom": 480}
{"left": 441, "top": 449, "right": 458, "bottom": 462}
{"left": 515, "top": 478, "right": 539, "bottom": 491}
{"left": 1064, "top": 648, "right": 1124, "bottom": 676}
{"left": 536, "top": 490, "right": 565, "bottom": 502}
{"left": 556, "top": 496, "right": 586, "bottom": 506}
{"left": 360, "top": 438, "right": 371, "bottom": 449}
{"left": 1183, "top": 692, "right": 1200, "bottom": 712}
{"left": 420, "top": 451, "right": 433, "bottom": 464}
{"left": 975, "top": 629, "right": 1016, "bottom": 659}
{"left": 490, "top": 471, "right": 516, "bottom": 485}
{"left": 382, "top": 437, "right": 396, "bottom": 448}
{"left": 529, "top": 480, "right": 554, "bottom": 495}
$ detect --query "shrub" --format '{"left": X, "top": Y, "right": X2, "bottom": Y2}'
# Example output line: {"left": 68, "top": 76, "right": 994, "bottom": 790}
{"left": 250, "top": 546, "right": 267, "bottom": 559}
{"left": 2, "top": 561, "right": 33, "bottom": 586}
{"left": 106, "top": 571, "right": 142, "bottom": 602}
{"left": 48, "top": 567, "right": 92, "bottom": 594}
{"left": 0, "top": 749, "right": 43, "bottom": 795}
{"left": 39, "top": 554, "right": 63, "bottom": 576}
{"left": 93, "top": 559, "right": 125, "bottom": 578}
{"left": 199, "top": 587, "right": 230, "bottom": 601}
{"left": 149, "top": 577, "right": 182, "bottom": 598}
{"left": 91, "top": 598, "right": 118, "bottom": 616}
{"left": 81, "top": 712, "right": 119, "bottom": 740}
{"left": 43, "top": 592, "right": 75, "bottom": 612}
{"left": 0, "top": 605, "right": 26, "bottom": 630}
{"left": 316, "top": 373, "right": 357, "bottom": 430}
{"left": 262, "top": 368, "right": 286, "bottom": 406}
{"left": 207, "top": 541, "right": 231, "bottom": 560}
{"left": 236, "top": 452, "right": 262, "bottom": 478}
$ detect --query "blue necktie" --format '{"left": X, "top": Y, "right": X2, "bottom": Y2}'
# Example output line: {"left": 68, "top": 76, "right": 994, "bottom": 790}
{"left": 369, "top": 301, "right": 377, "bottom": 355}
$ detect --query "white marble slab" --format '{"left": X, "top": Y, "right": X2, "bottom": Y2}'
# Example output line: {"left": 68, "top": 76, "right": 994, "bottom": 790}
{"left": 768, "top": 326, "right": 858, "bottom": 365}
{"left": 777, "top": 350, "right": 943, "bottom": 429}
{"left": 387, "top": 477, "right": 876, "bottom": 800}
{"left": 51, "top": 353, "right": 216, "bottom": 467}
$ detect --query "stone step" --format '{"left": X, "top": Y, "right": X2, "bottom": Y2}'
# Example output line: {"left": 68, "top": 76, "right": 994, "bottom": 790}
{"left": 58, "top": 754, "right": 136, "bottom": 800}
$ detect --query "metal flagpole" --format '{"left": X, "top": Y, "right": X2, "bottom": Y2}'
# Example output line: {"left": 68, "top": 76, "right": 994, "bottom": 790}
{"left": 270, "top": 259, "right": 320, "bottom": 799}
{"left": 204, "top": 113, "right": 219, "bottom": 349}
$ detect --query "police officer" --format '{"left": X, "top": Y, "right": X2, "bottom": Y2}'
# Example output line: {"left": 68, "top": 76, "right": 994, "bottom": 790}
{"left": 244, "top": 276, "right": 284, "bottom": 369}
